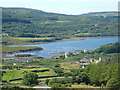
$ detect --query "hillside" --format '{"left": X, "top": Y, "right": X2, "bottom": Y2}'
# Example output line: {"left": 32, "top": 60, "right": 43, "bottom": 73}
{"left": 79, "top": 11, "right": 118, "bottom": 16}
{"left": 2, "top": 7, "right": 119, "bottom": 38}
{"left": 93, "top": 42, "right": 120, "bottom": 54}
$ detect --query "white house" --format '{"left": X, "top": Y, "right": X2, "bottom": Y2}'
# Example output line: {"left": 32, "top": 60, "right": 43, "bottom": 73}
{"left": 83, "top": 49, "right": 89, "bottom": 53}
{"left": 64, "top": 52, "right": 68, "bottom": 58}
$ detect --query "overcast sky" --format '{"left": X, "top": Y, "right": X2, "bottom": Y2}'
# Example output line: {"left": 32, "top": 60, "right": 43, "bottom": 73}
{"left": 1, "top": 0, "right": 119, "bottom": 15}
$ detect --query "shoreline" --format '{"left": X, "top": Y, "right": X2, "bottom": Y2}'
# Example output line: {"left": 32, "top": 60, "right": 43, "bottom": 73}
{"left": 2, "top": 47, "right": 43, "bottom": 58}
{"left": 4, "top": 36, "right": 118, "bottom": 46}
{"left": 2, "top": 36, "right": 118, "bottom": 58}
{"left": 26, "top": 36, "right": 118, "bottom": 45}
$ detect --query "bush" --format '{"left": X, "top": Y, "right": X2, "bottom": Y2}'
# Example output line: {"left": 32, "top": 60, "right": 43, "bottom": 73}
{"left": 45, "top": 79, "right": 50, "bottom": 85}
{"left": 93, "top": 84, "right": 96, "bottom": 87}
{"left": 80, "top": 82, "right": 86, "bottom": 85}
{"left": 106, "top": 78, "right": 120, "bottom": 88}
{"left": 23, "top": 72, "right": 38, "bottom": 86}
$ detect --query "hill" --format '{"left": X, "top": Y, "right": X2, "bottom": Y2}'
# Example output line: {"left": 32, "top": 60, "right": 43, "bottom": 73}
{"left": 2, "top": 7, "right": 119, "bottom": 38}
{"left": 79, "top": 11, "right": 118, "bottom": 16}
{"left": 93, "top": 42, "right": 120, "bottom": 54}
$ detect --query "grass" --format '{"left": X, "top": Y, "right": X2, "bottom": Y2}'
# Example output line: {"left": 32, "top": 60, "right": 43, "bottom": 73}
{"left": 2, "top": 37, "right": 54, "bottom": 45}
{"left": 13, "top": 37, "right": 53, "bottom": 40}
{"left": 60, "top": 62, "right": 80, "bottom": 69}
{"left": 40, "top": 20, "right": 71, "bottom": 24}
{"left": 2, "top": 46, "right": 43, "bottom": 53}
{"left": 37, "top": 70, "right": 56, "bottom": 76}
{"left": 2, "top": 69, "right": 23, "bottom": 81}
{"left": 2, "top": 37, "right": 29, "bottom": 45}
{"left": 75, "top": 33, "right": 91, "bottom": 36}
{"left": 69, "top": 85, "right": 100, "bottom": 88}
{"left": 2, "top": 68, "right": 57, "bottom": 82}
{"left": 56, "top": 21, "right": 71, "bottom": 23}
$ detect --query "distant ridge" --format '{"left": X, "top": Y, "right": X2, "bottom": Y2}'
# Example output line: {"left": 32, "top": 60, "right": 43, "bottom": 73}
{"left": 2, "top": 7, "right": 68, "bottom": 16}
{"left": 2, "top": 7, "right": 118, "bottom": 16}
{"left": 2, "top": 7, "right": 119, "bottom": 38}
{"left": 79, "top": 11, "right": 118, "bottom": 16}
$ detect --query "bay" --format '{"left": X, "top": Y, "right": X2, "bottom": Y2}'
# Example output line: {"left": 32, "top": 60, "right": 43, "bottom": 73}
{"left": 8, "top": 37, "right": 118, "bottom": 58}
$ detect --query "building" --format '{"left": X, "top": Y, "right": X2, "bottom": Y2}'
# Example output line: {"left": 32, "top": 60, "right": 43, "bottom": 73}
{"left": 80, "top": 56, "right": 93, "bottom": 63}
{"left": 76, "top": 52, "right": 81, "bottom": 55}
{"left": 64, "top": 52, "right": 68, "bottom": 58}
{"left": 83, "top": 49, "right": 89, "bottom": 53}
{"left": 82, "top": 65, "right": 88, "bottom": 68}
{"left": 99, "top": 57, "right": 112, "bottom": 61}
{"left": 13, "top": 62, "right": 22, "bottom": 65}
{"left": 22, "top": 59, "right": 33, "bottom": 63}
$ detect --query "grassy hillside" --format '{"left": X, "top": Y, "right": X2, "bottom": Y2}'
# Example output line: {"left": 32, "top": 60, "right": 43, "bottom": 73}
{"left": 2, "top": 7, "right": 119, "bottom": 39}
{"left": 93, "top": 42, "right": 120, "bottom": 54}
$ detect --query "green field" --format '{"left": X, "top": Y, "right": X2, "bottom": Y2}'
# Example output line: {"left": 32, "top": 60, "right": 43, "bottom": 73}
{"left": 2, "top": 46, "right": 43, "bottom": 53}
{"left": 13, "top": 37, "right": 53, "bottom": 40}
{"left": 2, "top": 37, "right": 54, "bottom": 45}
{"left": 2, "top": 37, "right": 29, "bottom": 45}
{"left": 69, "top": 85, "right": 100, "bottom": 88}
{"left": 2, "top": 68, "right": 57, "bottom": 82}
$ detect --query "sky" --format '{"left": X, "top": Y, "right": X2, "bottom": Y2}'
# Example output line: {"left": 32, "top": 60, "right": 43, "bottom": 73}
{"left": 1, "top": 0, "right": 119, "bottom": 15}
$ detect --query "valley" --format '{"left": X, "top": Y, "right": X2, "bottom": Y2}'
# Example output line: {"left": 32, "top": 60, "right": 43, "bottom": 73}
{"left": 1, "top": 7, "right": 120, "bottom": 89}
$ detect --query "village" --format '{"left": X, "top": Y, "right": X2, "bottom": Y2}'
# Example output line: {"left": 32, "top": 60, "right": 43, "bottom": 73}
{"left": 1, "top": 42, "right": 118, "bottom": 89}
{"left": 2, "top": 49, "right": 112, "bottom": 71}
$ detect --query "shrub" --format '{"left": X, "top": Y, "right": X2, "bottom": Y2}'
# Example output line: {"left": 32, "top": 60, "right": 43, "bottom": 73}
{"left": 106, "top": 78, "right": 120, "bottom": 88}
{"left": 80, "top": 82, "right": 86, "bottom": 85}
{"left": 22, "top": 72, "right": 38, "bottom": 86}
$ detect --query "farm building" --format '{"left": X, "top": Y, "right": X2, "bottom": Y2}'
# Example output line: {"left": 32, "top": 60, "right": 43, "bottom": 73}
{"left": 22, "top": 59, "right": 33, "bottom": 63}
{"left": 99, "top": 57, "right": 112, "bottom": 61}
{"left": 80, "top": 56, "right": 93, "bottom": 63}
{"left": 82, "top": 65, "right": 88, "bottom": 68}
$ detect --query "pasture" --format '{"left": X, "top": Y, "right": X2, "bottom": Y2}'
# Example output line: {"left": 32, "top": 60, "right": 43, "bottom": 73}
{"left": 2, "top": 68, "right": 57, "bottom": 82}
{"left": 2, "top": 37, "right": 54, "bottom": 45}
{"left": 69, "top": 85, "right": 100, "bottom": 88}
{"left": 2, "top": 46, "right": 43, "bottom": 53}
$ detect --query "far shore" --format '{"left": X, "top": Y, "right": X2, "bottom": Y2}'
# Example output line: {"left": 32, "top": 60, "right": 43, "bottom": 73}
{"left": 23, "top": 36, "right": 118, "bottom": 45}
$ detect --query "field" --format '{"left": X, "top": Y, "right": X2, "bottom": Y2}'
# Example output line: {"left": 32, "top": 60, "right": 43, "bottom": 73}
{"left": 13, "top": 37, "right": 54, "bottom": 40}
{"left": 2, "top": 37, "right": 54, "bottom": 45}
{"left": 60, "top": 62, "right": 80, "bottom": 69}
{"left": 2, "top": 68, "right": 57, "bottom": 82}
{"left": 2, "top": 37, "right": 29, "bottom": 45}
{"left": 69, "top": 85, "right": 100, "bottom": 88}
{"left": 2, "top": 46, "right": 43, "bottom": 53}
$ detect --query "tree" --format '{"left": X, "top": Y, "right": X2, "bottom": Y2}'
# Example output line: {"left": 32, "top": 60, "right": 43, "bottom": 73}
{"left": 23, "top": 72, "right": 38, "bottom": 86}
{"left": 76, "top": 72, "right": 90, "bottom": 84}
{"left": 48, "top": 78, "right": 57, "bottom": 85}
{"left": 106, "top": 78, "right": 120, "bottom": 88}
{"left": 59, "top": 55, "right": 65, "bottom": 59}
{"left": 45, "top": 79, "right": 50, "bottom": 85}
{"left": 71, "top": 76, "right": 76, "bottom": 84}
